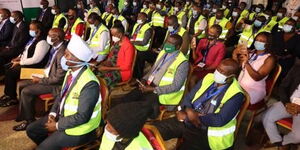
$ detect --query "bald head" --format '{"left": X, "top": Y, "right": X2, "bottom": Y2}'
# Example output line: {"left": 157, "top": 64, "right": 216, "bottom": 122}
{"left": 217, "top": 58, "right": 240, "bottom": 76}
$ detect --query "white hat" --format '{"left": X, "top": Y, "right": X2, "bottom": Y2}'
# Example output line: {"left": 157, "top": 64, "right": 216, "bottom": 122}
{"left": 67, "top": 34, "right": 93, "bottom": 62}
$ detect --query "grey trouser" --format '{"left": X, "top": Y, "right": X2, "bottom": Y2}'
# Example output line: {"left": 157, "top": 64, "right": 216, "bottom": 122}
{"left": 262, "top": 102, "right": 300, "bottom": 145}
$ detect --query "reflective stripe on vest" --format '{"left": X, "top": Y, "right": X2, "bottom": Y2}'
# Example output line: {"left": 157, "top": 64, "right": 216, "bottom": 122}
{"left": 112, "top": 15, "right": 126, "bottom": 26}
{"left": 188, "top": 15, "right": 206, "bottom": 39}
{"left": 156, "top": 50, "right": 187, "bottom": 105}
{"left": 152, "top": 11, "right": 165, "bottom": 27}
{"left": 88, "top": 7, "right": 101, "bottom": 16}
{"left": 71, "top": 18, "right": 84, "bottom": 35}
{"left": 141, "top": 8, "right": 151, "bottom": 15}
{"left": 191, "top": 74, "right": 243, "bottom": 150}
{"left": 208, "top": 17, "right": 229, "bottom": 39}
{"left": 99, "top": 132, "right": 153, "bottom": 150}
{"left": 63, "top": 68, "right": 101, "bottom": 136}
{"left": 52, "top": 13, "right": 68, "bottom": 31}
{"left": 131, "top": 23, "right": 152, "bottom": 51}
{"left": 102, "top": 12, "right": 113, "bottom": 26}
{"left": 89, "top": 24, "right": 111, "bottom": 55}
{"left": 238, "top": 25, "right": 268, "bottom": 48}
{"left": 240, "top": 9, "right": 249, "bottom": 19}
{"left": 278, "top": 17, "right": 290, "bottom": 29}
{"left": 177, "top": 11, "right": 186, "bottom": 26}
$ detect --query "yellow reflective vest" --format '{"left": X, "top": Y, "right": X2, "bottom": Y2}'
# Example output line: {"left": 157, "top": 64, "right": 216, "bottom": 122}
{"left": 99, "top": 132, "right": 153, "bottom": 150}
{"left": 152, "top": 11, "right": 165, "bottom": 28}
{"left": 70, "top": 18, "right": 84, "bottom": 35}
{"left": 176, "top": 10, "right": 186, "bottom": 26}
{"left": 63, "top": 68, "right": 101, "bottom": 136}
{"left": 156, "top": 50, "right": 187, "bottom": 105}
{"left": 131, "top": 23, "right": 152, "bottom": 51}
{"left": 102, "top": 12, "right": 113, "bottom": 26}
{"left": 271, "top": 16, "right": 290, "bottom": 29}
{"left": 208, "top": 16, "right": 229, "bottom": 40}
{"left": 141, "top": 8, "right": 151, "bottom": 15}
{"left": 191, "top": 74, "right": 243, "bottom": 150}
{"left": 187, "top": 15, "right": 206, "bottom": 39}
{"left": 52, "top": 13, "right": 68, "bottom": 32}
{"left": 88, "top": 7, "right": 101, "bottom": 17}
{"left": 88, "top": 24, "right": 111, "bottom": 55}
{"left": 238, "top": 25, "right": 268, "bottom": 48}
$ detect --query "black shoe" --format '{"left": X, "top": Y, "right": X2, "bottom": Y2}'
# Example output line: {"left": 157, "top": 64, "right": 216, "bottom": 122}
{"left": 13, "top": 120, "right": 34, "bottom": 131}
{"left": 0, "top": 95, "right": 10, "bottom": 102}
{"left": 0, "top": 98, "right": 18, "bottom": 107}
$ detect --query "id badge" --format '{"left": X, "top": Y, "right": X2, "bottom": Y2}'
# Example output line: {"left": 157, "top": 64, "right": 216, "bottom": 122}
{"left": 211, "top": 99, "right": 217, "bottom": 106}
{"left": 147, "top": 75, "right": 155, "bottom": 85}
{"left": 197, "top": 62, "right": 206, "bottom": 68}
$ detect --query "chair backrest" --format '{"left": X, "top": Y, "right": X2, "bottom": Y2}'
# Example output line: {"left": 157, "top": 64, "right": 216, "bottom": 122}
{"left": 98, "top": 77, "right": 109, "bottom": 119}
{"left": 147, "top": 27, "right": 156, "bottom": 52}
{"left": 264, "top": 64, "right": 281, "bottom": 101}
{"left": 142, "top": 124, "right": 166, "bottom": 150}
{"left": 235, "top": 90, "right": 250, "bottom": 138}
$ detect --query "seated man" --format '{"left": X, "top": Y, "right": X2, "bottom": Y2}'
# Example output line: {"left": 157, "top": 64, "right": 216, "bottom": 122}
{"left": 111, "top": 34, "right": 188, "bottom": 110}
{"left": 0, "top": 8, "right": 14, "bottom": 47}
{"left": 51, "top": 5, "right": 67, "bottom": 32}
{"left": 96, "top": 24, "right": 134, "bottom": 87}
{"left": 26, "top": 35, "right": 101, "bottom": 149}
{"left": 152, "top": 58, "right": 245, "bottom": 150}
{"left": 64, "top": 8, "right": 85, "bottom": 41}
{"left": 262, "top": 58, "right": 300, "bottom": 149}
{"left": 13, "top": 28, "right": 67, "bottom": 131}
{"left": 99, "top": 101, "right": 155, "bottom": 150}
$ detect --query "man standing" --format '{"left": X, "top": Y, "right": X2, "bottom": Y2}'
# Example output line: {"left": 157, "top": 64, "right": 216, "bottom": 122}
{"left": 0, "top": 8, "right": 14, "bottom": 47}
{"left": 37, "top": 0, "right": 54, "bottom": 33}
{"left": 26, "top": 35, "right": 101, "bottom": 149}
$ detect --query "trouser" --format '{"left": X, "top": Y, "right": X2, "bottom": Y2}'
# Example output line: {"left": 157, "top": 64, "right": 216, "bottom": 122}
{"left": 4, "top": 65, "right": 21, "bottom": 98}
{"left": 111, "top": 88, "right": 160, "bottom": 118}
{"left": 26, "top": 116, "right": 96, "bottom": 150}
{"left": 152, "top": 117, "right": 211, "bottom": 150}
{"left": 17, "top": 80, "right": 61, "bottom": 121}
{"left": 263, "top": 101, "right": 300, "bottom": 145}
{"left": 133, "top": 50, "right": 158, "bottom": 79}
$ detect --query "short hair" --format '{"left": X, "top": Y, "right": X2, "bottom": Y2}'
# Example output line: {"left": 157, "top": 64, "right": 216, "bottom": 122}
{"left": 169, "top": 34, "right": 183, "bottom": 47}
{"left": 88, "top": 12, "right": 101, "bottom": 21}
{"left": 12, "top": 11, "right": 24, "bottom": 20}
{"left": 30, "top": 20, "right": 45, "bottom": 39}
{"left": 68, "top": 8, "right": 78, "bottom": 14}
{"left": 211, "top": 24, "right": 222, "bottom": 36}
{"left": 168, "top": 15, "right": 178, "bottom": 24}
{"left": 50, "top": 28, "right": 65, "bottom": 41}
{"left": 138, "top": 12, "right": 148, "bottom": 19}
{"left": 112, "top": 23, "right": 125, "bottom": 34}
{"left": 255, "top": 32, "right": 272, "bottom": 52}
{"left": 0, "top": 8, "right": 11, "bottom": 16}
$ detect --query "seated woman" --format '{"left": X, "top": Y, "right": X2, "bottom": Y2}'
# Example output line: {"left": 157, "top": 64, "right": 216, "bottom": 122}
{"left": 233, "top": 32, "right": 276, "bottom": 105}
{"left": 188, "top": 24, "right": 225, "bottom": 90}
{"left": 0, "top": 21, "right": 50, "bottom": 107}
{"left": 96, "top": 23, "right": 134, "bottom": 87}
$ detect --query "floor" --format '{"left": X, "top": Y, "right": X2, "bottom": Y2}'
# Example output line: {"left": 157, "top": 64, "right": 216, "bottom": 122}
{"left": 0, "top": 83, "right": 296, "bottom": 150}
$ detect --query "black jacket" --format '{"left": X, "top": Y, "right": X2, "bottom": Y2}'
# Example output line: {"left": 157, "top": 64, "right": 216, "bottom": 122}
{"left": 0, "top": 19, "right": 14, "bottom": 47}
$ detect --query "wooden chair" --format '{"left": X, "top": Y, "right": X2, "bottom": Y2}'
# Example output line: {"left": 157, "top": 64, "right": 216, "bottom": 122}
{"left": 276, "top": 118, "right": 293, "bottom": 130}
{"left": 142, "top": 124, "right": 167, "bottom": 150}
{"left": 62, "top": 77, "right": 109, "bottom": 150}
{"left": 235, "top": 90, "right": 250, "bottom": 138}
{"left": 245, "top": 64, "right": 282, "bottom": 137}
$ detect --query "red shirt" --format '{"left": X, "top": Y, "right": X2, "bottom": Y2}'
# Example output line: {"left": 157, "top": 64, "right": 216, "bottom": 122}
{"left": 65, "top": 22, "right": 85, "bottom": 40}
{"left": 117, "top": 36, "right": 135, "bottom": 81}
{"left": 194, "top": 38, "right": 225, "bottom": 69}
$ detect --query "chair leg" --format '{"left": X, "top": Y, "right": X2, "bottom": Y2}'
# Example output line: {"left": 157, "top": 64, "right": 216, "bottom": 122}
{"left": 45, "top": 100, "right": 49, "bottom": 112}
{"left": 245, "top": 111, "right": 256, "bottom": 137}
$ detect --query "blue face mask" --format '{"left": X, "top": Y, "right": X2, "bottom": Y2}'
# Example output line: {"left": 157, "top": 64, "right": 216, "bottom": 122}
{"left": 254, "top": 20, "right": 262, "bottom": 27}
{"left": 60, "top": 56, "right": 91, "bottom": 71}
{"left": 254, "top": 41, "right": 266, "bottom": 51}
{"left": 60, "top": 56, "right": 69, "bottom": 71}
{"left": 29, "top": 30, "right": 36, "bottom": 37}
{"left": 283, "top": 24, "right": 293, "bottom": 33}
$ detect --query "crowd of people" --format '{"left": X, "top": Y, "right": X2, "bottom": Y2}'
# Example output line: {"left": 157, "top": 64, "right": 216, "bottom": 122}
{"left": 0, "top": 0, "right": 300, "bottom": 149}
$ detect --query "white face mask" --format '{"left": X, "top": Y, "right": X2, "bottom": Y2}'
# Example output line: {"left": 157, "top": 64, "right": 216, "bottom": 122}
{"left": 232, "top": 11, "right": 238, "bottom": 17}
{"left": 143, "top": 5, "right": 147, "bottom": 9}
{"left": 133, "top": 2, "right": 137, "bottom": 7}
{"left": 40, "top": 5, "right": 44, "bottom": 9}
{"left": 255, "top": 7, "right": 261, "bottom": 13}
{"left": 77, "top": 4, "right": 82, "bottom": 9}
{"left": 222, "top": 5, "right": 226, "bottom": 9}
{"left": 124, "top": 1, "right": 128, "bottom": 6}
{"left": 113, "top": 14, "right": 118, "bottom": 18}
{"left": 51, "top": 9, "right": 57, "bottom": 15}
{"left": 156, "top": 4, "right": 161, "bottom": 9}
{"left": 277, "top": 12, "right": 283, "bottom": 18}
{"left": 104, "top": 126, "right": 122, "bottom": 142}
{"left": 90, "top": 24, "right": 96, "bottom": 30}
{"left": 9, "top": 17, "right": 16, "bottom": 24}
{"left": 292, "top": 16, "right": 299, "bottom": 21}
{"left": 174, "top": 7, "right": 179, "bottom": 12}
{"left": 192, "top": 10, "right": 198, "bottom": 16}
{"left": 212, "top": 8, "right": 217, "bottom": 13}
{"left": 46, "top": 36, "right": 54, "bottom": 45}
{"left": 112, "top": 36, "right": 121, "bottom": 43}
{"left": 214, "top": 70, "right": 228, "bottom": 84}
{"left": 137, "top": 19, "right": 143, "bottom": 25}
{"left": 168, "top": 26, "right": 174, "bottom": 32}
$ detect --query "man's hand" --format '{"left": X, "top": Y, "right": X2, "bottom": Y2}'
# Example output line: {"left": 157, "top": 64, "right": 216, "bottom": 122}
{"left": 10, "top": 61, "right": 20, "bottom": 68}
{"left": 47, "top": 115, "right": 56, "bottom": 123}
{"left": 286, "top": 103, "right": 300, "bottom": 115}
{"left": 185, "top": 108, "right": 201, "bottom": 127}
{"left": 45, "top": 119, "right": 57, "bottom": 132}
{"left": 176, "top": 111, "right": 187, "bottom": 122}
{"left": 139, "top": 85, "right": 155, "bottom": 93}
{"left": 32, "top": 76, "right": 41, "bottom": 84}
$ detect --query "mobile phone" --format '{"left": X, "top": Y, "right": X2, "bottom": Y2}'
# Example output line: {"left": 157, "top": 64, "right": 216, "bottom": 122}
{"left": 136, "top": 79, "right": 145, "bottom": 87}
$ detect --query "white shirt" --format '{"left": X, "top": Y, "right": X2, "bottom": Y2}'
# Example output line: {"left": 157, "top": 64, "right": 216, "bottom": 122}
{"left": 198, "top": 19, "right": 208, "bottom": 31}
{"left": 291, "top": 84, "right": 300, "bottom": 103}
{"left": 44, "top": 42, "right": 63, "bottom": 77}
{"left": 0, "top": 18, "right": 8, "bottom": 31}
{"left": 88, "top": 26, "right": 111, "bottom": 62}
{"left": 20, "top": 40, "right": 50, "bottom": 65}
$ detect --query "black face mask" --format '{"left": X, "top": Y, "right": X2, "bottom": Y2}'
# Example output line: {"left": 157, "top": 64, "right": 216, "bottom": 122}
{"left": 68, "top": 16, "right": 75, "bottom": 20}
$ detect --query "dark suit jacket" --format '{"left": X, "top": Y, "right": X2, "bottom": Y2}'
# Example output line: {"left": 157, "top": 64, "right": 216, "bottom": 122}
{"left": 0, "top": 19, "right": 14, "bottom": 47}
{"left": 50, "top": 67, "right": 100, "bottom": 131}
{"left": 37, "top": 7, "right": 54, "bottom": 32}
{"left": 0, "top": 21, "right": 29, "bottom": 59}
{"left": 39, "top": 43, "right": 67, "bottom": 85}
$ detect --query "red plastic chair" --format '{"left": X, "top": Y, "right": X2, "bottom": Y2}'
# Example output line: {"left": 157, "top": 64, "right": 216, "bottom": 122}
{"left": 142, "top": 124, "right": 166, "bottom": 150}
{"left": 245, "top": 64, "right": 282, "bottom": 137}
{"left": 39, "top": 93, "right": 55, "bottom": 112}
{"left": 276, "top": 118, "right": 293, "bottom": 130}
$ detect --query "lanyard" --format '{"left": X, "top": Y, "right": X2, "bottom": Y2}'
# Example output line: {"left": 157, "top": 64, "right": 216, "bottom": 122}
{"left": 201, "top": 40, "right": 217, "bottom": 63}
{"left": 249, "top": 51, "right": 267, "bottom": 62}
{"left": 170, "top": 28, "right": 179, "bottom": 35}
{"left": 26, "top": 38, "right": 35, "bottom": 47}
{"left": 151, "top": 52, "right": 178, "bottom": 75}
{"left": 90, "top": 25, "right": 101, "bottom": 40}
{"left": 193, "top": 83, "right": 228, "bottom": 110}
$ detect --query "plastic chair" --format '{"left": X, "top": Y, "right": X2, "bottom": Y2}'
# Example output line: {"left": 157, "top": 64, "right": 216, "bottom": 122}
{"left": 142, "top": 124, "right": 166, "bottom": 150}
{"left": 245, "top": 64, "right": 282, "bottom": 137}
{"left": 235, "top": 90, "right": 250, "bottom": 138}
{"left": 39, "top": 93, "right": 55, "bottom": 112}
